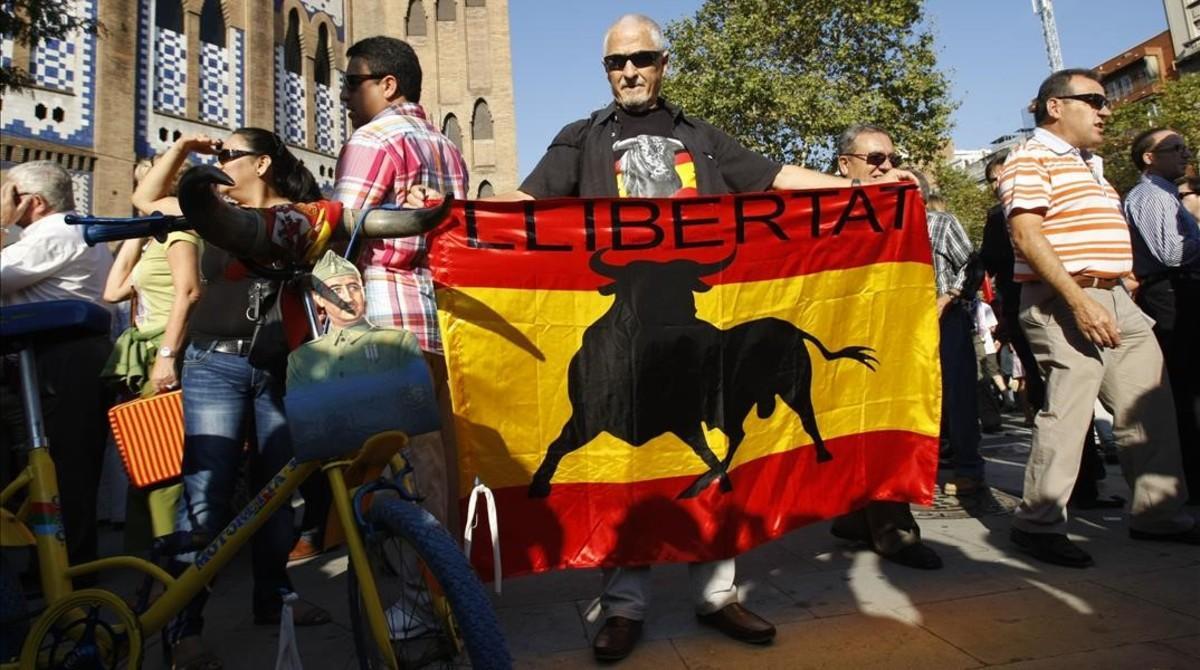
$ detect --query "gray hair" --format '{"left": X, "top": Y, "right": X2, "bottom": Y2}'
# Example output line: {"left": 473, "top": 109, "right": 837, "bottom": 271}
{"left": 6, "top": 160, "right": 75, "bottom": 213}
{"left": 603, "top": 14, "right": 666, "bottom": 53}
{"left": 836, "top": 124, "right": 890, "bottom": 156}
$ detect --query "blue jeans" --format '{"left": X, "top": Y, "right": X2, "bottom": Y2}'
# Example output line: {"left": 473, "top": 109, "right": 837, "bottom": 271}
{"left": 170, "top": 343, "right": 295, "bottom": 639}
{"left": 940, "top": 303, "right": 984, "bottom": 479}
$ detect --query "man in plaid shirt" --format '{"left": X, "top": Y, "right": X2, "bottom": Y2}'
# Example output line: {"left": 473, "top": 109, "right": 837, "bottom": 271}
{"left": 334, "top": 36, "right": 467, "bottom": 529}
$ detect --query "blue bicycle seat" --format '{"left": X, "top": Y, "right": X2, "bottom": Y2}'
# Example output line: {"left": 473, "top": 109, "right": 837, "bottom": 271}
{"left": 0, "top": 300, "right": 111, "bottom": 353}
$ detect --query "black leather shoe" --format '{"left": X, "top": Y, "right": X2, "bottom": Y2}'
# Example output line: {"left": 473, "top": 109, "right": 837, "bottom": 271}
{"left": 593, "top": 616, "right": 643, "bottom": 662}
{"left": 882, "top": 542, "right": 943, "bottom": 570}
{"left": 1010, "top": 528, "right": 1094, "bottom": 568}
{"left": 1129, "top": 526, "right": 1200, "bottom": 545}
{"left": 696, "top": 603, "right": 776, "bottom": 644}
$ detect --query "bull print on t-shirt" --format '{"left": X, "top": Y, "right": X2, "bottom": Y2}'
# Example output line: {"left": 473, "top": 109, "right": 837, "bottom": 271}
{"left": 614, "top": 134, "right": 698, "bottom": 198}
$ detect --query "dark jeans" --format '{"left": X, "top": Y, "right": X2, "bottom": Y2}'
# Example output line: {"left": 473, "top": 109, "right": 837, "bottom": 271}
{"left": 1136, "top": 276, "right": 1199, "bottom": 499}
{"left": 0, "top": 334, "right": 112, "bottom": 566}
{"left": 170, "top": 344, "right": 294, "bottom": 640}
{"left": 940, "top": 303, "right": 984, "bottom": 478}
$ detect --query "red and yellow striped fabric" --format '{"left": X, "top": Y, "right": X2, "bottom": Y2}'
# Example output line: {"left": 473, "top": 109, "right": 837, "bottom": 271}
{"left": 428, "top": 185, "right": 941, "bottom": 578}
{"left": 108, "top": 390, "right": 184, "bottom": 488}
{"left": 998, "top": 128, "right": 1132, "bottom": 282}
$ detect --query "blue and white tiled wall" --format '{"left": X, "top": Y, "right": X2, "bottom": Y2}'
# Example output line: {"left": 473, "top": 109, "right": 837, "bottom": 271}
{"left": 0, "top": 0, "right": 97, "bottom": 147}
{"left": 153, "top": 27, "right": 187, "bottom": 115}
{"left": 275, "top": 46, "right": 308, "bottom": 146}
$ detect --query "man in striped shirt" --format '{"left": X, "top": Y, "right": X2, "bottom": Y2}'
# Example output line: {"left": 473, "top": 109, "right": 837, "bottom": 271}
{"left": 1123, "top": 128, "right": 1199, "bottom": 502}
{"left": 998, "top": 68, "right": 1198, "bottom": 569}
{"left": 334, "top": 36, "right": 468, "bottom": 530}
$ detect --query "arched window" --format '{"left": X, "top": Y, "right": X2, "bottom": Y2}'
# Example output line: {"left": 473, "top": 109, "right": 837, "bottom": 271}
{"left": 477, "top": 180, "right": 494, "bottom": 197}
{"left": 284, "top": 9, "right": 302, "bottom": 75}
{"left": 407, "top": 0, "right": 427, "bottom": 36}
{"left": 199, "top": 0, "right": 225, "bottom": 47}
{"left": 155, "top": 0, "right": 183, "bottom": 31}
{"left": 436, "top": 0, "right": 456, "bottom": 21}
{"left": 442, "top": 114, "right": 462, "bottom": 150}
{"left": 471, "top": 99, "right": 493, "bottom": 140}
{"left": 315, "top": 23, "right": 331, "bottom": 86}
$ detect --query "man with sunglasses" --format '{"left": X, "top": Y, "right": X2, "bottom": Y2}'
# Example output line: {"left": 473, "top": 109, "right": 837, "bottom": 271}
{"left": 334, "top": 36, "right": 467, "bottom": 532}
{"left": 997, "top": 69, "right": 1198, "bottom": 570}
{"left": 431, "top": 13, "right": 916, "bottom": 663}
{"left": 1123, "top": 128, "right": 1199, "bottom": 502}
{"left": 831, "top": 127, "right": 960, "bottom": 573}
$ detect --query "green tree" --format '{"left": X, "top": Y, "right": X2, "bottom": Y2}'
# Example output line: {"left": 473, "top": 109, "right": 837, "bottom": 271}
{"left": 934, "top": 160, "right": 994, "bottom": 244}
{"left": 0, "top": 0, "right": 101, "bottom": 94}
{"left": 663, "top": 0, "right": 955, "bottom": 168}
{"left": 1098, "top": 73, "right": 1200, "bottom": 195}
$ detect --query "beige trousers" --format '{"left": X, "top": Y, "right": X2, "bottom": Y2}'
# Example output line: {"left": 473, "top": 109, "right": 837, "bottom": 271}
{"left": 1013, "top": 282, "right": 1193, "bottom": 535}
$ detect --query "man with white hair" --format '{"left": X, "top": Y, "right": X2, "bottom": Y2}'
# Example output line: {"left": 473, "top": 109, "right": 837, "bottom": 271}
{"left": 406, "top": 13, "right": 913, "bottom": 662}
{"left": 1, "top": 160, "right": 114, "bottom": 566}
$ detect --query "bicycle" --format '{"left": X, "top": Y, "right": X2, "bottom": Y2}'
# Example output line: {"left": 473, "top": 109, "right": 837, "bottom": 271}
{"left": 0, "top": 198, "right": 510, "bottom": 669}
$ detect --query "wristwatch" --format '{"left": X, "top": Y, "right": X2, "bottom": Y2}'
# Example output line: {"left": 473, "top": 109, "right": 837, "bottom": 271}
{"left": 158, "top": 345, "right": 176, "bottom": 358}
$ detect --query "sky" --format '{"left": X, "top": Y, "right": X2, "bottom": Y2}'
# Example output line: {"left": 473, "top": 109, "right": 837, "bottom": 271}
{"left": 507, "top": 0, "right": 1170, "bottom": 179}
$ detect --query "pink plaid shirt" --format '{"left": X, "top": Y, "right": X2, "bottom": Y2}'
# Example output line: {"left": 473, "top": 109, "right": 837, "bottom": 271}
{"left": 333, "top": 101, "right": 468, "bottom": 354}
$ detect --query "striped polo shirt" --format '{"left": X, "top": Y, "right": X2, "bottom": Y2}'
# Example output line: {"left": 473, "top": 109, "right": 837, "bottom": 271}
{"left": 998, "top": 128, "right": 1132, "bottom": 282}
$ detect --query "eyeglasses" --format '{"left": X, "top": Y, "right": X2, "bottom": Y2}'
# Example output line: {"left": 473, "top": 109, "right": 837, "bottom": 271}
{"left": 842, "top": 152, "right": 903, "bottom": 168}
{"left": 217, "top": 148, "right": 260, "bottom": 165}
{"left": 1179, "top": 191, "right": 1198, "bottom": 200}
{"left": 342, "top": 73, "right": 388, "bottom": 91}
{"left": 603, "top": 50, "right": 663, "bottom": 71}
{"left": 1056, "top": 93, "right": 1110, "bottom": 111}
{"left": 1152, "top": 143, "right": 1189, "bottom": 155}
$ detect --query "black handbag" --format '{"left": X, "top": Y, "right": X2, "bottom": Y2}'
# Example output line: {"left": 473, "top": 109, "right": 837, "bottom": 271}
{"left": 246, "top": 278, "right": 290, "bottom": 377}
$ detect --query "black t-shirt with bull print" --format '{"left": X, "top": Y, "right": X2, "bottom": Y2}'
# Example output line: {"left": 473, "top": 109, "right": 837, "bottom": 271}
{"left": 613, "top": 108, "right": 699, "bottom": 198}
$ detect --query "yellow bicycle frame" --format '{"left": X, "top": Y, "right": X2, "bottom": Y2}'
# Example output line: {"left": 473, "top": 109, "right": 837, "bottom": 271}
{"left": 1, "top": 433, "right": 408, "bottom": 670}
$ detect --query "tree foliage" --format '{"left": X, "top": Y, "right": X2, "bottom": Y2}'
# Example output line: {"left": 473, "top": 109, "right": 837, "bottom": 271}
{"left": 0, "top": 0, "right": 102, "bottom": 94}
{"left": 662, "top": 0, "right": 956, "bottom": 169}
{"left": 934, "top": 160, "right": 993, "bottom": 244}
{"left": 1098, "top": 73, "right": 1200, "bottom": 195}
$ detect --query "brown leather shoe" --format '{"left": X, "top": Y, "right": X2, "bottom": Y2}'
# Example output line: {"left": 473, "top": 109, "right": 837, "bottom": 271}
{"left": 287, "top": 536, "right": 322, "bottom": 563}
{"left": 592, "top": 616, "right": 643, "bottom": 662}
{"left": 696, "top": 603, "right": 776, "bottom": 644}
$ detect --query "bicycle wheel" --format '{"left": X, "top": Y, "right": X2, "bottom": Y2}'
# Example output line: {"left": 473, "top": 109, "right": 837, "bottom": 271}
{"left": 348, "top": 497, "right": 510, "bottom": 670}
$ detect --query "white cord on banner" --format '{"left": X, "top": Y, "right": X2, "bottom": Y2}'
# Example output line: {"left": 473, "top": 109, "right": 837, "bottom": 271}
{"left": 463, "top": 476, "right": 502, "bottom": 594}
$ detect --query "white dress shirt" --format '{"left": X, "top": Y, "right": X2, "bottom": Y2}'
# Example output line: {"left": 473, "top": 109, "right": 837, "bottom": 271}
{"left": 1, "top": 211, "right": 113, "bottom": 307}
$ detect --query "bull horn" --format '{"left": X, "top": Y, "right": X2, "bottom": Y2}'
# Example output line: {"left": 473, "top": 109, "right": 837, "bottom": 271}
{"left": 694, "top": 250, "right": 737, "bottom": 277}
{"left": 589, "top": 248, "right": 620, "bottom": 278}
{"left": 177, "top": 165, "right": 275, "bottom": 258}
{"left": 343, "top": 196, "right": 455, "bottom": 240}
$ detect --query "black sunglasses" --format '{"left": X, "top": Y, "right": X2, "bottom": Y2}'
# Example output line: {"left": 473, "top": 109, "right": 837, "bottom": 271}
{"left": 1179, "top": 191, "right": 1198, "bottom": 200}
{"left": 603, "top": 50, "right": 663, "bottom": 71}
{"left": 843, "top": 152, "right": 903, "bottom": 168}
{"left": 343, "top": 73, "right": 388, "bottom": 91}
{"left": 1056, "top": 93, "right": 1110, "bottom": 111}
{"left": 217, "top": 148, "right": 261, "bottom": 165}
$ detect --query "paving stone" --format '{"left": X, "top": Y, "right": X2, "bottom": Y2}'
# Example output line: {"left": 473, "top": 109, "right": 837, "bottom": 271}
{"left": 671, "top": 613, "right": 979, "bottom": 670}
{"left": 898, "top": 581, "right": 1200, "bottom": 665}
{"left": 988, "top": 642, "right": 1198, "bottom": 669}
{"left": 1097, "top": 565, "right": 1200, "bottom": 618}
{"left": 497, "top": 601, "right": 590, "bottom": 655}
{"left": 515, "top": 639, "right": 688, "bottom": 669}
{"left": 1156, "top": 634, "right": 1200, "bottom": 659}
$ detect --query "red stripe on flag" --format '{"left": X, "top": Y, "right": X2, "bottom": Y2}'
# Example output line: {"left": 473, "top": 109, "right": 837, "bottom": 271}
{"left": 429, "top": 185, "right": 930, "bottom": 291}
{"left": 460, "top": 429, "right": 937, "bottom": 579}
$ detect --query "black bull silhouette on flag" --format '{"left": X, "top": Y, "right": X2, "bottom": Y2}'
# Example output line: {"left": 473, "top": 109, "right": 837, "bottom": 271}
{"left": 528, "top": 250, "right": 880, "bottom": 500}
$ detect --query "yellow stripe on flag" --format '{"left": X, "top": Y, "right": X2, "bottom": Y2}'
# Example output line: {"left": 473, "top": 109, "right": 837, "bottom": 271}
{"left": 438, "top": 261, "right": 940, "bottom": 492}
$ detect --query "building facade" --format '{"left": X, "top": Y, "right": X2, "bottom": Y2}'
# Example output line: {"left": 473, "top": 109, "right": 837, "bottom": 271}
{"left": 1094, "top": 29, "right": 1178, "bottom": 107}
{"left": 1163, "top": 0, "right": 1200, "bottom": 74}
{"left": 1, "top": 0, "right": 518, "bottom": 216}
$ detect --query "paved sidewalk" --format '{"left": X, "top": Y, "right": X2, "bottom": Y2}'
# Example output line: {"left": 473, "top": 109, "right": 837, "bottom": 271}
{"left": 103, "top": 415, "right": 1200, "bottom": 668}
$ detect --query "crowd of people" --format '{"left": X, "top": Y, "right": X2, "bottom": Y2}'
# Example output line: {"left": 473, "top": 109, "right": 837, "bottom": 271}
{"left": 1, "top": 12, "right": 1197, "bottom": 668}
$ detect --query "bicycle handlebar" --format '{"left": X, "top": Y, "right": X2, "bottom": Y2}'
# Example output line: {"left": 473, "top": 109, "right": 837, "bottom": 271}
{"left": 64, "top": 213, "right": 192, "bottom": 247}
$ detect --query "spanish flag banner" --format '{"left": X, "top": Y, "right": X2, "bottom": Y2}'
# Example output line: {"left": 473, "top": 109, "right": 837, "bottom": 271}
{"left": 427, "top": 184, "right": 940, "bottom": 578}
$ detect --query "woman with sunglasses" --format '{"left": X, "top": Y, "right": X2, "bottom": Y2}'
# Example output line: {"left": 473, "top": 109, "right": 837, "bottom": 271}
{"left": 132, "top": 128, "right": 329, "bottom": 670}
